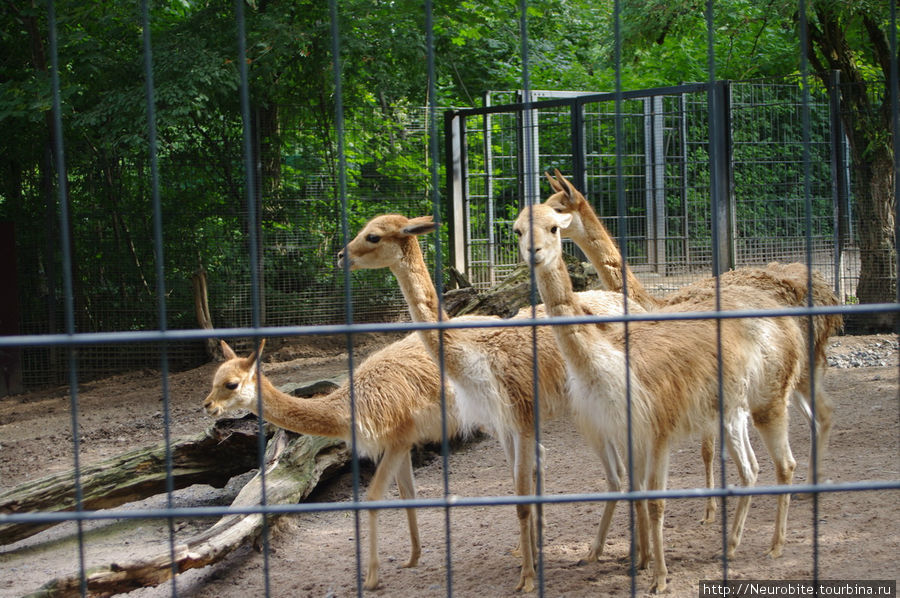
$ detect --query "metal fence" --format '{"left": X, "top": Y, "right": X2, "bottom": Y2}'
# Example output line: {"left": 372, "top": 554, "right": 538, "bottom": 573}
{"left": 446, "top": 79, "right": 855, "bottom": 297}
{"left": 1, "top": 1, "right": 898, "bottom": 598}
{"left": 9, "top": 103, "right": 440, "bottom": 389}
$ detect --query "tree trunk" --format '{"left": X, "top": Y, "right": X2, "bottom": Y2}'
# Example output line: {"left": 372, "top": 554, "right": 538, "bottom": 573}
{"left": 0, "top": 416, "right": 269, "bottom": 546}
{"left": 192, "top": 267, "right": 219, "bottom": 360}
{"left": 22, "top": 432, "right": 349, "bottom": 598}
{"left": 445, "top": 254, "right": 599, "bottom": 318}
{"left": 846, "top": 145, "right": 897, "bottom": 333}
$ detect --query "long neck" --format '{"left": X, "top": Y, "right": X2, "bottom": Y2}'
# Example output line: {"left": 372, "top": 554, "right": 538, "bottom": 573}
{"left": 254, "top": 375, "right": 351, "bottom": 439}
{"left": 533, "top": 255, "right": 631, "bottom": 418}
{"left": 535, "top": 252, "right": 627, "bottom": 361}
{"left": 573, "top": 203, "right": 662, "bottom": 310}
{"left": 389, "top": 238, "right": 452, "bottom": 359}
{"left": 533, "top": 255, "right": 600, "bottom": 348}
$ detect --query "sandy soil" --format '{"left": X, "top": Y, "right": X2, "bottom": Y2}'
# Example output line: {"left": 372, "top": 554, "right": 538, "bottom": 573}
{"left": 0, "top": 333, "right": 897, "bottom": 598}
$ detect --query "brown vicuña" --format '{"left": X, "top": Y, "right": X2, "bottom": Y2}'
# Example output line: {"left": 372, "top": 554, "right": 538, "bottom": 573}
{"left": 338, "top": 214, "right": 643, "bottom": 593}
{"left": 203, "top": 336, "right": 459, "bottom": 591}
{"left": 515, "top": 203, "right": 800, "bottom": 593}
{"left": 543, "top": 169, "right": 842, "bottom": 521}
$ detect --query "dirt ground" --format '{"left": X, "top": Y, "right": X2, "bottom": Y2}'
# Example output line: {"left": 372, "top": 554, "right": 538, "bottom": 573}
{"left": 1, "top": 333, "right": 898, "bottom": 598}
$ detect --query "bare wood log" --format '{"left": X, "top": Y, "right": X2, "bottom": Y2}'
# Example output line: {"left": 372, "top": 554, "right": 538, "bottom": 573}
{"left": 24, "top": 431, "right": 350, "bottom": 598}
{"left": 0, "top": 416, "right": 269, "bottom": 546}
{"left": 446, "top": 255, "right": 598, "bottom": 318}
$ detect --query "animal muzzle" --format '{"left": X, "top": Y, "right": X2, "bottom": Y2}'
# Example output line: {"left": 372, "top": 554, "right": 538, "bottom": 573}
{"left": 203, "top": 398, "right": 223, "bottom": 417}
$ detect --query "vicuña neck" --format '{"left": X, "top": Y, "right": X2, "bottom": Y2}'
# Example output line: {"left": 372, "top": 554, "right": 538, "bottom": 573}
{"left": 254, "top": 375, "right": 351, "bottom": 439}
{"left": 389, "top": 238, "right": 452, "bottom": 359}
{"left": 574, "top": 206, "right": 662, "bottom": 310}
{"left": 533, "top": 254, "right": 629, "bottom": 405}
{"left": 534, "top": 255, "right": 586, "bottom": 321}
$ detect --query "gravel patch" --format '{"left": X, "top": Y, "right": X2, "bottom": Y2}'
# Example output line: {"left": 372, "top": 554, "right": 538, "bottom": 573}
{"left": 827, "top": 336, "right": 898, "bottom": 368}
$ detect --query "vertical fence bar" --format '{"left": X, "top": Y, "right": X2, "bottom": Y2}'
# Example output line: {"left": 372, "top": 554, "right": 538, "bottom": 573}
{"left": 425, "top": 2, "right": 456, "bottom": 595}
{"left": 611, "top": 2, "right": 638, "bottom": 596}
{"left": 139, "top": 1, "right": 179, "bottom": 592}
{"left": 517, "top": 2, "right": 547, "bottom": 594}
{"left": 797, "top": 0, "right": 822, "bottom": 585}
{"left": 328, "top": 1, "right": 365, "bottom": 595}
{"left": 234, "top": 1, "right": 272, "bottom": 595}
{"left": 704, "top": 0, "right": 732, "bottom": 586}
{"left": 46, "top": 1, "right": 88, "bottom": 594}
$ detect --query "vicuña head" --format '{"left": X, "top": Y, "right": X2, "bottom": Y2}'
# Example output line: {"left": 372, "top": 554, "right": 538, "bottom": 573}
{"left": 513, "top": 203, "right": 572, "bottom": 270}
{"left": 337, "top": 214, "right": 436, "bottom": 271}
{"left": 541, "top": 168, "right": 593, "bottom": 241}
{"left": 203, "top": 340, "right": 265, "bottom": 417}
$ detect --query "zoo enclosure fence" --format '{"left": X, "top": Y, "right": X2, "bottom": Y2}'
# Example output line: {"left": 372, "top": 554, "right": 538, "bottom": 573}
{"left": 1, "top": 1, "right": 898, "bottom": 597}
{"left": 445, "top": 76, "right": 856, "bottom": 299}
{"left": 8, "top": 77, "right": 866, "bottom": 390}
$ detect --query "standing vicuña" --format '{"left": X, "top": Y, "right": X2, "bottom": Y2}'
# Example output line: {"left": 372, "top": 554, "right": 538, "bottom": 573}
{"left": 203, "top": 337, "right": 460, "bottom": 591}
{"left": 514, "top": 203, "right": 800, "bottom": 593}
{"left": 338, "top": 214, "right": 642, "bottom": 592}
{"left": 543, "top": 169, "right": 841, "bottom": 516}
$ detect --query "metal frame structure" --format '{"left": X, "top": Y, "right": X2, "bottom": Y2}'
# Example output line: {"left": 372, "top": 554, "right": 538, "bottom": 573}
{"left": 1, "top": 1, "right": 898, "bottom": 597}
{"left": 446, "top": 79, "right": 854, "bottom": 294}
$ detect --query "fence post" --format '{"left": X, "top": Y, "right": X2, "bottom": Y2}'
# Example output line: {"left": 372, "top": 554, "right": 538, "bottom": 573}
{"left": 570, "top": 98, "right": 586, "bottom": 192}
{"left": 828, "top": 70, "right": 849, "bottom": 301}
{"left": 445, "top": 111, "right": 468, "bottom": 277}
{"left": 0, "top": 222, "right": 23, "bottom": 396}
{"left": 517, "top": 91, "right": 541, "bottom": 205}
{"left": 679, "top": 91, "right": 691, "bottom": 268}
{"left": 644, "top": 95, "right": 666, "bottom": 273}
{"left": 710, "top": 80, "right": 735, "bottom": 275}
{"left": 484, "top": 95, "right": 496, "bottom": 286}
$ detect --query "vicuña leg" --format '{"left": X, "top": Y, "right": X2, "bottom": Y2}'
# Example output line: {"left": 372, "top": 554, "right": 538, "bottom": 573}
{"left": 394, "top": 450, "right": 422, "bottom": 569}
{"left": 581, "top": 440, "right": 625, "bottom": 564}
{"left": 700, "top": 435, "right": 717, "bottom": 524}
{"left": 755, "top": 417, "right": 796, "bottom": 559}
{"left": 513, "top": 434, "right": 537, "bottom": 593}
{"left": 364, "top": 446, "right": 417, "bottom": 590}
{"left": 724, "top": 411, "right": 760, "bottom": 559}
{"left": 792, "top": 367, "right": 832, "bottom": 484}
{"left": 647, "top": 446, "right": 671, "bottom": 593}
{"left": 631, "top": 456, "right": 652, "bottom": 571}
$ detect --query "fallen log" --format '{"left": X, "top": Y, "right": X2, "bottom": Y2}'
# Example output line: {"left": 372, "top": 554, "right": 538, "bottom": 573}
{"left": 23, "top": 430, "right": 350, "bottom": 598}
{"left": 0, "top": 415, "right": 269, "bottom": 546}
{"left": 446, "top": 255, "right": 598, "bottom": 318}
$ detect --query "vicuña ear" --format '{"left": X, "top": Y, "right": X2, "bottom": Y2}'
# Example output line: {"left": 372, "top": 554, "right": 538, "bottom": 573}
{"left": 554, "top": 169, "right": 576, "bottom": 200}
{"left": 557, "top": 212, "right": 574, "bottom": 230}
{"left": 545, "top": 170, "right": 564, "bottom": 192}
{"left": 244, "top": 339, "right": 265, "bottom": 370}
{"left": 403, "top": 216, "right": 438, "bottom": 237}
{"left": 220, "top": 340, "right": 238, "bottom": 360}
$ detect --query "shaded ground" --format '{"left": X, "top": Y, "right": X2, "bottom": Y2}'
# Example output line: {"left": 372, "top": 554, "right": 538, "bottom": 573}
{"left": 1, "top": 333, "right": 897, "bottom": 597}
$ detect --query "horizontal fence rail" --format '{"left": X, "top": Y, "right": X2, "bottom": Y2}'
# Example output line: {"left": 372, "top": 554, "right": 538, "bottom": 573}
{"left": 0, "top": 1, "right": 897, "bottom": 598}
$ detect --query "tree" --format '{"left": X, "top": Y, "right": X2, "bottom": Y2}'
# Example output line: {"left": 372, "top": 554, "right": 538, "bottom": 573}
{"left": 804, "top": 1, "right": 897, "bottom": 331}
{"left": 609, "top": 0, "right": 896, "bottom": 331}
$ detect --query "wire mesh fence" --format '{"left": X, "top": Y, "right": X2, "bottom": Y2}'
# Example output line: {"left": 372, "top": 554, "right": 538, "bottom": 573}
{"left": 0, "top": 1, "right": 898, "bottom": 597}
{"left": 448, "top": 79, "right": 853, "bottom": 297}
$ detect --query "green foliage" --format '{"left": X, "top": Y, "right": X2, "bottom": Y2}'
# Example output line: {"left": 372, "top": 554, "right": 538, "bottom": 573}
{"left": 0, "top": 0, "right": 894, "bottom": 338}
